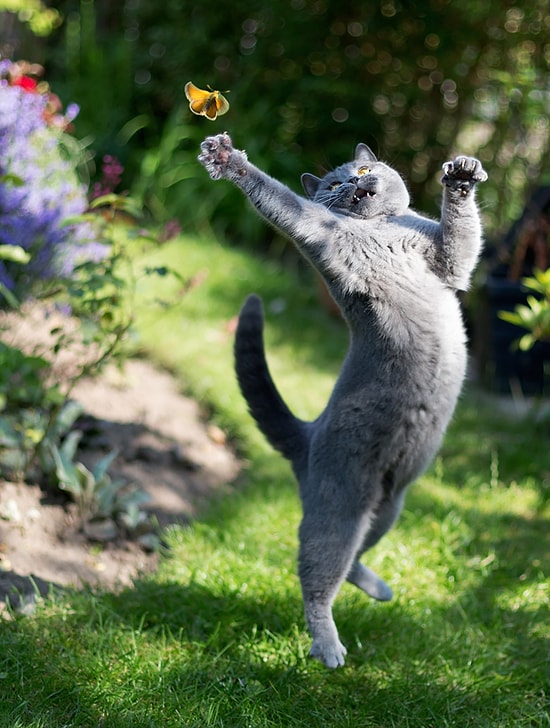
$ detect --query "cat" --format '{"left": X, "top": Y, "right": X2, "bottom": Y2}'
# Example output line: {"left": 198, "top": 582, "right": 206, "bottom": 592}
{"left": 198, "top": 132, "right": 487, "bottom": 668}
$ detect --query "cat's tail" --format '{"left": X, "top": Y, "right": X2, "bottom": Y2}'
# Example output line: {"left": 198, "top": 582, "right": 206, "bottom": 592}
{"left": 234, "top": 294, "right": 310, "bottom": 466}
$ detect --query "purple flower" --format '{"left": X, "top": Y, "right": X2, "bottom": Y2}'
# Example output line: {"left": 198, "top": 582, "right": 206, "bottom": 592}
{"left": 90, "top": 154, "right": 125, "bottom": 200}
{"left": 65, "top": 102, "right": 80, "bottom": 122}
{"left": 0, "top": 84, "right": 107, "bottom": 297}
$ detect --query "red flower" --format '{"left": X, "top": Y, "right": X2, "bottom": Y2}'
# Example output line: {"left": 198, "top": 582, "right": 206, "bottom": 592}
{"left": 12, "top": 75, "right": 37, "bottom": 92}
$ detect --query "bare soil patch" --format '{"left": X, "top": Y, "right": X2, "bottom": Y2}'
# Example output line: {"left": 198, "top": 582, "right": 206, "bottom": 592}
{"left": 0, "top": 358, "right": 242, "bottom": 612}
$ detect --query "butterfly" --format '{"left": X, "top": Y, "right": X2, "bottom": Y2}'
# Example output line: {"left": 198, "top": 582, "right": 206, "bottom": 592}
{"left": 184, "top": 81, "right": 230, "bottom": 120}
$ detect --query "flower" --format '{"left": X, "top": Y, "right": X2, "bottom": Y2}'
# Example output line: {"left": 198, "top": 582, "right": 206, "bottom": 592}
{"left": 12, "top": 75, "right": 37, "bottom": 92}
{"left": 0, "top": 62, "right": 107, "bottom": 297}
{"left": 90, "top": 154, "right": 125, "bottom": 200}
{"left": 0, "top": 59, "right": 79, "bottom": 131}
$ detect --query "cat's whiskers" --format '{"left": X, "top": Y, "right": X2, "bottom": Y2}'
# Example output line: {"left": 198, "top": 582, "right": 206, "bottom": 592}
{"left": 315, "top": 191, "right": 344, "bottom": 211}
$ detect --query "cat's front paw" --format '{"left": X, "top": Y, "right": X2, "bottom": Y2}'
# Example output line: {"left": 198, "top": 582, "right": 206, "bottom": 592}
{"left": 198, "top": 133, "right": 247, "bottom": 180}
{"left": 441, "top": 156, "right": 487, "bottom": 196}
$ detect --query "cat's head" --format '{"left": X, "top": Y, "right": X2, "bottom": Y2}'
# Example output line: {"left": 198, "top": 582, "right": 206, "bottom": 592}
{"left": 301, "top": 144, "right": 410, "bottom": 218}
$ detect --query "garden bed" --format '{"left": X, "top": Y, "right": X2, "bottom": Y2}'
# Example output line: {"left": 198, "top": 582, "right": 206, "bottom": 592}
{"left": 0, "top": 357, "right": 241, "bottom": 611}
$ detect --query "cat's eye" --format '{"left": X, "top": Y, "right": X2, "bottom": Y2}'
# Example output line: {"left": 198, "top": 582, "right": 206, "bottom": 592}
{"left": 357, "top": 166, "right": 371, "bottom": 176}
{"left": 329, "top": 182, "right": 342, "bottom": 191}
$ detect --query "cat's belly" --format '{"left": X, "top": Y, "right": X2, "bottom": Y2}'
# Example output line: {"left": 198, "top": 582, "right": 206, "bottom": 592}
{"left": 310, "top": 349, "right": 465, "bottom": 490}
{"left": 307, "top": 287, "right": 467, "bottom": 490}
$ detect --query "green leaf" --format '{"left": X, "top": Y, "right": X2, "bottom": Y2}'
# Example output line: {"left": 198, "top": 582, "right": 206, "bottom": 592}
{"left": 94, "top": 481, "right": 122, "bottom": 516}
{"left": 0, "top": 245, "right": 31, "bottom": 264}
{"left": 59, "top": 213, "right": 100, "bottom": 227}
{"left": 89, "top": 194, "right": 142, "bottom": 218}
{"left": 76, "top": 461, "right": 95, "bottom": 499}
{"left": 51, "top": 431, "right": 82, "bottom": 491}
{"left": 498, "top": 311, "right": 523, "bottom": 326}
{"left": 0, "top": 172, "right": 24, "bottom": 186}
{"left": 117, "top": 113, "right": 150, "bottom": 144}
{"left": 525, "top": 295, "right": 542, "bottom": 314}
{"left": 52, "top": 400, "right": 84, "bottom": 437}
{"left": 518, "top": 333, "right": 535, "bottom": 351}
{"left": 92, "top": 449, "right": 119, "bottom": 484}
{"left": 0, "top": 282, "right": 20, "bottom": 308}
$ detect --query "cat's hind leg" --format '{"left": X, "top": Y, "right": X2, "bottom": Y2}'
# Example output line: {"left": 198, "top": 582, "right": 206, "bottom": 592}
{"left": 346, "top": 489, "right": 406, "bottom": 602}
{"left": 346, "top": 561, "right": 393, "bottom": 601}
{"left": 298, "top": 497, "right": 373, "bottom": 668}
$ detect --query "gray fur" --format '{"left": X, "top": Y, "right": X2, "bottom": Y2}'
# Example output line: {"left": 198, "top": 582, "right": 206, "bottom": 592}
{"left": 198, "top": 133, "right": 487, "bottom": 668}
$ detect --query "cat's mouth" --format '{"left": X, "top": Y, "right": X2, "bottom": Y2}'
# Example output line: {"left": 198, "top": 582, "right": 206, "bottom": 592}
{"left": 352, "top": 187, "right": 376, "bottom": 204}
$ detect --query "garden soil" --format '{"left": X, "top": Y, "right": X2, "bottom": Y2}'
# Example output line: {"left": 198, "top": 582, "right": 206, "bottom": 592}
{"left": 0, "top": 357, "right": 242, "bottom": 613}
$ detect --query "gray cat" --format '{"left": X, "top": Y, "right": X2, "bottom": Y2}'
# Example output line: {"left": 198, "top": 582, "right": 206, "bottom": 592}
{"left": 198, "top": 133, "right": 487, "bottom": 668}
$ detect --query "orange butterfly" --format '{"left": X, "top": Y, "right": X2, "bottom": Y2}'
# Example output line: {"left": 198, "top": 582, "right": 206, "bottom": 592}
{"left": 184, "top": 81, "right": 230, "bottom": 120}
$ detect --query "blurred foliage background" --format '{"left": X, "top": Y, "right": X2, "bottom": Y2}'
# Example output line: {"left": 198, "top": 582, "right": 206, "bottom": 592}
{"left": 1, "top": 0, "right": 549, "bottom": 252}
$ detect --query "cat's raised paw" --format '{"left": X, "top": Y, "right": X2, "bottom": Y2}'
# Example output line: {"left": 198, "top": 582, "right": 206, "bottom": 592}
{"left": 441, "top": 156, "right": 487, "bottom": 195}
{"left": 198, "top": 133, "right": 233, "bottom": 179}
{"left": 198, "top": 133, "right": 247, "bottom": 180}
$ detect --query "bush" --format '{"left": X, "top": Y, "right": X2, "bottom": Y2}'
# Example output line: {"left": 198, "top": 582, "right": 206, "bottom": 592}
{"left": 0, "top": 59, "right": 173, "bottom": 545}
{"left": 499, "top": 268, "right": 550, "bottom": 351}
{"left": 41, "top": 0, "right": 550, "bottom": 248}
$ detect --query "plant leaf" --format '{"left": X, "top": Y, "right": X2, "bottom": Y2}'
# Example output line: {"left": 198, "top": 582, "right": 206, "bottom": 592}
{"left": 92, "top": 449, "right": 119, "bottom": 484}
{"left": 0, "top": 245, "right": 31, "bottom": 264}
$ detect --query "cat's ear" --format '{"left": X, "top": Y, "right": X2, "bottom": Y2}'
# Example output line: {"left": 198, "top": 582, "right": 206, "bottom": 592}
{"left": 301, "top": 173, "right": 323, "bottom": 199}
{"left": 355, "top": 143, "right": 377, "bottom": 164}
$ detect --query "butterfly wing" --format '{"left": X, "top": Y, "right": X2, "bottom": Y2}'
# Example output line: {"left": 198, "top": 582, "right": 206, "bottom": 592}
{"left": 185, "top": 81, "right": 210, "bottom": 116}
{"left": 214, "top": 91, "right": 230, "bottom": 117}
{"left": 203, "top": 96, "right": 219, "bottom": 120}
{"left": 185, "top": 81, "right": 207, "bottom": 102}
{"left": 190, "top": 97, "right": 209, "bottom": 115}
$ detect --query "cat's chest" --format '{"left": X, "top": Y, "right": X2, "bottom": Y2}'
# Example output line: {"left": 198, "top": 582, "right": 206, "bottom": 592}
{"left": 340, "top": 254, "right": 462, "bottom": 353}
{"left": 329, "top": 219, "right": 430, "bottom": 298}
{"left": 338, "top": 217, "right": 423, "bottom": 265}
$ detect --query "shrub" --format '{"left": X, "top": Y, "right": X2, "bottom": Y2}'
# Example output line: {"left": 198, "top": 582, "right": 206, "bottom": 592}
{"left": 499, "top": 268, "right": 550, "bottom": 351}
{"left": 0, "top": 60, "right": 173, "bottom": 545}
{"left": 42, "top": 0, "right": 550, "bottom": 248}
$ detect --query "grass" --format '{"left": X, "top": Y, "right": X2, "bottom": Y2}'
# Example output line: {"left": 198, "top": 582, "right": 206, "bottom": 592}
{"left": 0, "top": 233, "right": 548, "bottom": 727}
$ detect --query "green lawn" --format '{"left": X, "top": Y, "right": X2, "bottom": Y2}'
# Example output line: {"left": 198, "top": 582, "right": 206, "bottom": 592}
{"left": 0, "top": 234, "right": 548, "bottom": 727}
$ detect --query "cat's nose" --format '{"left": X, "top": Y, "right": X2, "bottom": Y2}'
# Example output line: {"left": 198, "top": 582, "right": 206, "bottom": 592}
{"left": 348, "top": 176, "right": 359, "bottom": 185}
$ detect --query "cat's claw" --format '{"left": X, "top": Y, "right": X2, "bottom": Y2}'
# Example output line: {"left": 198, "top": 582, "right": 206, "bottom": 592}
{"left": 441, "top": 156, "right": 487, "bottom": 195}
{"left": 198, "top": 133, "right": 247, "bottom": 180}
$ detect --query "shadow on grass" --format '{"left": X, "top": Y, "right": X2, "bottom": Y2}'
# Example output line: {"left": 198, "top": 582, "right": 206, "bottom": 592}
{"left": 2, "top": 560, "right": 547, "bottom": 727}
{"left": 1, "top": 390, "right": 548, "bottom": 725}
